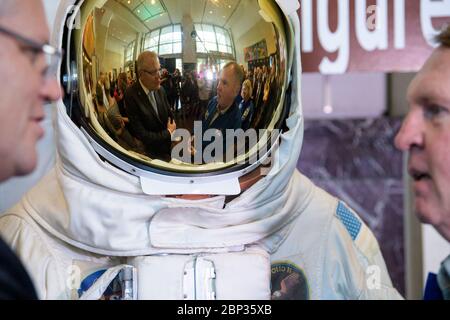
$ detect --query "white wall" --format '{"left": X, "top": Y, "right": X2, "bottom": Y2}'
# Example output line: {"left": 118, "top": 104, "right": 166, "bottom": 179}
{"left": 302, "top": 73, "right": 387, "bottom": 119}
{"left": 235, "top": 19, "right": 276, "bottom": 66}
{"left": 104, "top": 49, "right": 123, "bottom": 74}
{"left": 104, "top": 37, "right": 125, "bottom": 72}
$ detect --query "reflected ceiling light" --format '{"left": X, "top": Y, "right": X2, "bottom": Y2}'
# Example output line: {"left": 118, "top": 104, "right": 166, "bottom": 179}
{"left": 228, "top": 5, "right": 232, "bottom": 9}
{"left": 151, "top": 0, "right": 156, "bottom": 4}
{"left": 127, "top": 0, "right": 131, "bottom": 4}
{"left": 206, "top": 70, "right": 214, "bottom": 81}
{"left": 323, "top": 105, "right": 333, "bottom": 114}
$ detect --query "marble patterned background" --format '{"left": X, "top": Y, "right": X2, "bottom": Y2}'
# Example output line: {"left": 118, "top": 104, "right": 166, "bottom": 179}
{"left": 297, "top": 117, "right": 405, "bottom": 296}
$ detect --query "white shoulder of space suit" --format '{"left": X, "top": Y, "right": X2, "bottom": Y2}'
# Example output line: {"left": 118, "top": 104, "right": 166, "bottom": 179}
{"left": 324, "top": 201, "right": 404, "bottom": 300}
{"left": 0, "top": 210, "right": 69, "bottom": 299}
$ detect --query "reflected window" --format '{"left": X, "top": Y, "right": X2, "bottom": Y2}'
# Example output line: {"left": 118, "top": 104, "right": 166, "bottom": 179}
{"left": 196, "top": 58, "right": 232, "bottom": 75}
{"left": 176, "top": 58, "right": 182, "bottom": 72}
{"left": 217, "top": 59, "right": 232, "bottom": 70}
{"left": 194, "top": 24, "right": 233, "bottom": 56}
{"left": 143, "top": 24, "right": 182, "bottom": 55}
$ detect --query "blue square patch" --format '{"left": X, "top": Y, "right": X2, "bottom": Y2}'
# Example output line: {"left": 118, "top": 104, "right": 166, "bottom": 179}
{"left": 336, "top": 202, "right": 362, "bottom": 241}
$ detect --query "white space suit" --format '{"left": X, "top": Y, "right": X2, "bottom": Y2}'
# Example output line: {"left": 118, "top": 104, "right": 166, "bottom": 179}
{"left": 0, "top": 0, "right": 401, "bottom": 300}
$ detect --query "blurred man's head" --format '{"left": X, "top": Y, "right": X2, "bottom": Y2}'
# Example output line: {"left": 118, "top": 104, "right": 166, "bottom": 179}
{"left": 0, "top": 0, "right": 61, "bottom": 182}
{"left": 137, "top": 51, "right": 161, "bottom": 91}
{"left": 395, "top": 25, "right": 450, "bottom": 241}
{"left": 217, "top": 62, "right": 243, "bottom": 111}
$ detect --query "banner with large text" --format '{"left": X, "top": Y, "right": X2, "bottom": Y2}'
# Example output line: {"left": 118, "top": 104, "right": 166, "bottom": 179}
{"left": 299, "top": 0, "right": 450, "bottom": 74}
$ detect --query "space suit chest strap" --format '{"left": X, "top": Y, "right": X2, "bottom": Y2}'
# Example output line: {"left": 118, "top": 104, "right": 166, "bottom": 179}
{"left": 128, "top": 248, "right": 271, "bottom": 300}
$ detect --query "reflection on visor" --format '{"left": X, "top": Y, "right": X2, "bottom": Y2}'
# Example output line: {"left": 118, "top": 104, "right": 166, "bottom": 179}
{"left": 71, "top": 0, "right": 292, "bottom": 174}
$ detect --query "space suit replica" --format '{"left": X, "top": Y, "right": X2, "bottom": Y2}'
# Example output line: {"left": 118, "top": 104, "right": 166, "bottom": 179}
{"left": 0, "top": 0, "right": 402, "bottom": 300}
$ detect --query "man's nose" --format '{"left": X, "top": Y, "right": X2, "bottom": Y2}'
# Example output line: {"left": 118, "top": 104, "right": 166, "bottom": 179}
{"left": 394, "top": 111, "right": 423, "bottom": 151}
{"left": 41, "top": 77, "right": 62, "bottom": 103}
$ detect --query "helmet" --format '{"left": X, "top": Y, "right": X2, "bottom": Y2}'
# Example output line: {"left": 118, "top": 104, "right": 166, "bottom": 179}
{"left": 57, "top": 0, "right": 301, "bottom": 196}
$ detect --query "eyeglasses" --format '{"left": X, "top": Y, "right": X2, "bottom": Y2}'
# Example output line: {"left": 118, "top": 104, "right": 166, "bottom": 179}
{"left": 142, "top": 68, "right": 162, "bottom": 77}
{"left": 0, "top": 25, "right": 63, "bottom": 79}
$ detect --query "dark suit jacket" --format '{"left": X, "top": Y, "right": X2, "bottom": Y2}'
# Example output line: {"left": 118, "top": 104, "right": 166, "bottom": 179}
{"left": 0, "top": 237, "right": 37, "bottom": 300}
{"left": 124, "top": 82, "right": 174, "bottom": 161}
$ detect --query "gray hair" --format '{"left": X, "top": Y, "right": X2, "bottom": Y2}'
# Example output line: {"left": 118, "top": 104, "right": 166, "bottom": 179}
{"left": 137, "top": 51, "right": 158, "bottom": 73}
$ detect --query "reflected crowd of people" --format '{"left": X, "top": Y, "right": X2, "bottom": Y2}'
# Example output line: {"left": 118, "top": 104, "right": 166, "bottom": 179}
{"left": 90, "top": 53, "right": 282, "bottom": 162}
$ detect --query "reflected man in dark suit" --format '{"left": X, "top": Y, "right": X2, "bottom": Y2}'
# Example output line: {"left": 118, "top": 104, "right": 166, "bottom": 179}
{"left": 124, "top": 51, "right": 176, "bottom": 162}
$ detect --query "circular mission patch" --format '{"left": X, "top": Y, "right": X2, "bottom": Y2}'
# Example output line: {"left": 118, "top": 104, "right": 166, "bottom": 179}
{"left": 271, "top": 262, "right": 309, "bottom": 300}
